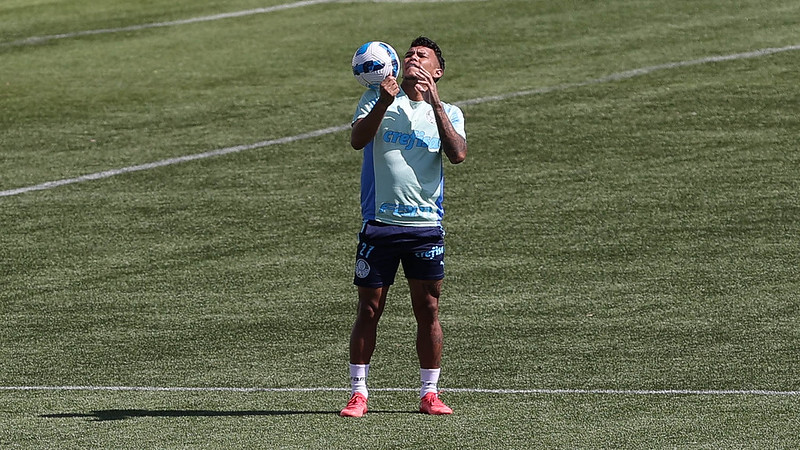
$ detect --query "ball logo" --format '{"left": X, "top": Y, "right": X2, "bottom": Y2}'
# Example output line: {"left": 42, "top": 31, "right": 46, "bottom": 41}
{"left": 355, "top": 259, "right": 371, "bottom": 278}
{"left": 352, "top": 60, "right": 386, "bottom": 76}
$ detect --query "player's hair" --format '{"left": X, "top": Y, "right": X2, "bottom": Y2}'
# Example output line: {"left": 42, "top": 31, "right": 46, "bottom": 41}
{"left": 410, "top": 36, "right": 445, "bottom": 73}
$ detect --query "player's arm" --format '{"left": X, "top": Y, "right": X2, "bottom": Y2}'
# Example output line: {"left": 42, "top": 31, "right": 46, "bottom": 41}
{"left": 351, "top": 76, "right": 400, "bottom": 150}
{"left": 432, "top": 104, "right": 467, "bottom": 165}
{"left": 415, "top": 68, "right": 467, "bottom": 164}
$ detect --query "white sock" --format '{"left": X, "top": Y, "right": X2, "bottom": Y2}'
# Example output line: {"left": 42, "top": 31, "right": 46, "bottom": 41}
{"left": 349, "top": 363, "right": 369, "bottom": 398}
{"left": 420, "top": 368, "right": 441, "bottom": 398}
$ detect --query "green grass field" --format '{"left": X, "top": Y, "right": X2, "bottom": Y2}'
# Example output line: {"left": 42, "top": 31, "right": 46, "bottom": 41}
{"left": 2, "top": 0, "right": 799, "bottom": 447}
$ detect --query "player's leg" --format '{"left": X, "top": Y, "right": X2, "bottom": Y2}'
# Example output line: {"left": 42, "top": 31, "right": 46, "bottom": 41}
{"left": 349, "top": 285, "right": 389, "bottom": 365}
{"left": 409, "top": 278, "right": 452, "bottom": 415}
{"left": 408, "top": 278, "right": 443, "bottom": 369}
{"left": 341, "top": 285, "right": 388, "bottom": 418}
{"left": 402, "top": 226, "right": 447, "bottom": 370}
{"left": 342, "top": 221, "right": 400, "bottom": 417}
{"left": 402, "top": 223, "right": 451, "bottom": 414}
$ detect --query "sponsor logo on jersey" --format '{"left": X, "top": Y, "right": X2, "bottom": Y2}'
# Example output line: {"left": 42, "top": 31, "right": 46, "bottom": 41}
{"left": 379, "top": 203, "right": 436, "bottom": 218}
{"left": 383, "top": 129, "right": 441, "bottom": 151}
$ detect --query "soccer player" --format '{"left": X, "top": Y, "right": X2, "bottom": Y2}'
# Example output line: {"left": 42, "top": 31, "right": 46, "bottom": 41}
{"left": 340, "top": 36, "right": 467, "bottom": 417}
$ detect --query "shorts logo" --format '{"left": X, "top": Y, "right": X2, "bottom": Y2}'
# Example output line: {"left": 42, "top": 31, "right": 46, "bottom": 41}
{"left": 414, "top": 245, "right": 444, "bottom": 260}
{"left": 355, "top": 259, "right": 371, "bottom": 279}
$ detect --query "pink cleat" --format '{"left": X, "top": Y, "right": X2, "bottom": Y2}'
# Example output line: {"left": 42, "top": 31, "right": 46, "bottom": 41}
{"left": 419, "top": 392, "right": 453, "bottom": 415}
{"left": 340, "top": 392, "right": 368, "bottom": 417}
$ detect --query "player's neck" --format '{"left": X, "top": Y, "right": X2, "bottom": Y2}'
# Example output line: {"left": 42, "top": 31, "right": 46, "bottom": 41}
{"left": 401, "top": 80, "right": 425, "bottom": 102}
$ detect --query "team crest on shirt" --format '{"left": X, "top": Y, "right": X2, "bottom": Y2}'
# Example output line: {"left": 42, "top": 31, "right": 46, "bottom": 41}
{"left": 355, "top": 259, "right": 371, "bottom": 278}
{"left": 426, "top": 110, "right": 436, "bottom": 125}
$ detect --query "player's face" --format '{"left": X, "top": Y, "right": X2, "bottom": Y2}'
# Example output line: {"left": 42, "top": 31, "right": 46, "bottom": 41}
{"left": 403, "top": 46, "right": 442, "bottom": 80}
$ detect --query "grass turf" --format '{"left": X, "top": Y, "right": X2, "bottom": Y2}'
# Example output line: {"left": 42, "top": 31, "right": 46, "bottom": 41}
{"left": 1, "top": 0, "right": 799, "bottom": 447}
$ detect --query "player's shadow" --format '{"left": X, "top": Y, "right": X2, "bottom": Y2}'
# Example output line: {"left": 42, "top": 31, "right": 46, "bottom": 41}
{"left": 41, "top": 408, "right": 414, "bottom": 421}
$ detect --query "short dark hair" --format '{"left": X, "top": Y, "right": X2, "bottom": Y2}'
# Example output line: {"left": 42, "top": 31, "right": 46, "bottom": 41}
{"left": 410, "top": 36, "right": 445, "bottom": 72}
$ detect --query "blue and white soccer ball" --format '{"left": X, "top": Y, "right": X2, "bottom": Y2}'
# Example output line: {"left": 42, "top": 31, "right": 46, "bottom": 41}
{"left": 351, "top": 41, "right": 399, "bottom": 88}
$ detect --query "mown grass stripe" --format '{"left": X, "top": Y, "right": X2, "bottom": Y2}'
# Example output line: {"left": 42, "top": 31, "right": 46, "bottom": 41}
{"left": 2, "top": 43, "right": 798, "bottom": 199}
{"left": 0, "top": 0, "right": 484, "bottom": 48}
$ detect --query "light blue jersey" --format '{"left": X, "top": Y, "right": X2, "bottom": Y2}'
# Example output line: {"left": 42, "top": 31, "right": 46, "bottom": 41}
{"left": 353, "top": 88, "right": 466, "bottom": 227}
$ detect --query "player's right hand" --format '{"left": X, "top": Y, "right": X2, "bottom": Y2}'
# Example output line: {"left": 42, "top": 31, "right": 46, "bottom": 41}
{"left": 378, "top": 76, "right": 400, "bottom": 106}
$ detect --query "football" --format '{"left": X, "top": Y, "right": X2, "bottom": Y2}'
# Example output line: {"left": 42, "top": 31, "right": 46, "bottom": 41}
{"left": 351, "top": 41, "right": 399, "bottom": 88}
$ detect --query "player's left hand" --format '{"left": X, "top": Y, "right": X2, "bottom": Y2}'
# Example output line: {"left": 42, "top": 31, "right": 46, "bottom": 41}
{"left": 415, "top": 67, "right": 441, "bottom": 105}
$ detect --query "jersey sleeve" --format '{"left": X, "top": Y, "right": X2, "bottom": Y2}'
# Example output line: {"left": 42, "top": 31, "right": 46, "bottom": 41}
{"left": 352, "top": 89, "right": 380, "bottom": 125}
{"left": 446, "top": 104, "right": 467, "bottom": 141}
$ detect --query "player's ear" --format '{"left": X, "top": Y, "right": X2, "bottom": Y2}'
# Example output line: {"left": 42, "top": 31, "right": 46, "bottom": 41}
{"left": 433, "top": 67, "right": 443, "bottom": 79}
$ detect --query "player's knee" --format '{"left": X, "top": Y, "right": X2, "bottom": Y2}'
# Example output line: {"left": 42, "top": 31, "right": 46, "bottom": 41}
{"left": 424, "top": 281, "right": 442, "bottom": 299}
{"left": 414, "top": 279, "right": 442, "bottom": 300}
{"left": 357, "top": 299, "right": 383, "bottom": 321}
{"left": 412, "top": 284, "right": 441, "bottom": 323}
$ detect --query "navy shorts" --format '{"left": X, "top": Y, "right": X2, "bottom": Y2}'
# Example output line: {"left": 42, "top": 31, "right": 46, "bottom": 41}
{"left": 353, "top": 220, "right": 445, "bottom": 288}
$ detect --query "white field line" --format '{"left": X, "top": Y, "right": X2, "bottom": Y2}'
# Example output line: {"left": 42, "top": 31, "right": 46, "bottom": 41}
{"left": 2, "top": 43, "right": 799, "bottom": 199}
{"left": 0, "top": 0, "right": 482, "bottom": 48}
{"left": 457, "top": 44, "right": 800, "bottom": 107}
{"left": 1, "top": 385, "right": 799, "bottom": 396}
{"left": 0, "top": 125, "right": 349, "bottom": 197}
{"left": 1, "top": 0, "right": 335, "bottom": 47}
